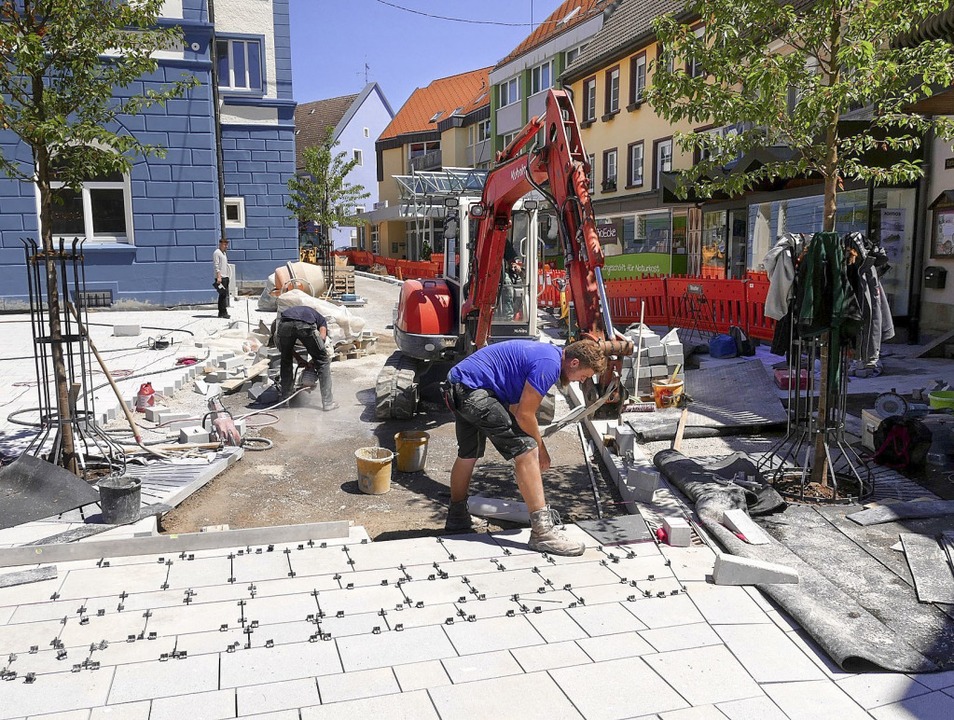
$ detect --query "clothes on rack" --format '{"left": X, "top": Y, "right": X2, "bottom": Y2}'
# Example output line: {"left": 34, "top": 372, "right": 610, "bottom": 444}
{"left": 762, "top": 232, "right": 806, "bottom": 321}
{"left": 845, "top": 232, "right": 894, "bottom": 376}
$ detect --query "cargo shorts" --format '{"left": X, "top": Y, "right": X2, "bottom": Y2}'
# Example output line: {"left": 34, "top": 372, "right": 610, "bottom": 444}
{"left": 443, "top": 381, "right": 537, "bottom": 461}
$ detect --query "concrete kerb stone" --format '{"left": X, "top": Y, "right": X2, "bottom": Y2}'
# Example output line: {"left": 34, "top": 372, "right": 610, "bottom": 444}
{"left": 712, "top": 553, "right": 799, "bottom": 585}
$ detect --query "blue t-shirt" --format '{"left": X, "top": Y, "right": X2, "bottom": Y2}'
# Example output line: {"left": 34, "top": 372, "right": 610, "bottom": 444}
{"left": 449, "top": 340, "right": 561, "bottom": 405}
{"left": 280, "top": 306, "right": 327, "bottom": 330}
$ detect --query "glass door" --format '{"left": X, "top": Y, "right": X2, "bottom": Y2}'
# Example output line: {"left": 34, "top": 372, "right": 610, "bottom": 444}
{"left": 727, "top": 209, "right": 748, "bottom": 279}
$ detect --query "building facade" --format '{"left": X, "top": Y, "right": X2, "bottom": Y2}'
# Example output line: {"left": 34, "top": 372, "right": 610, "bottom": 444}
{"left": 0, "top": 0, "right": 297, "bottom": 307}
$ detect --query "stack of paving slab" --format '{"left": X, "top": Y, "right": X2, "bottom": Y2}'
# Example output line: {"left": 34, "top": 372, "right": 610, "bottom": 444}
{"left": 620, "top": 325, "right": 685, "bottom": 397}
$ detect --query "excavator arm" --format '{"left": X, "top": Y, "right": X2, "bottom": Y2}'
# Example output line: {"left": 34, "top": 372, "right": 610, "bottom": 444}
{"left": 461, "top": 89, "right": 631, "bottom": 361}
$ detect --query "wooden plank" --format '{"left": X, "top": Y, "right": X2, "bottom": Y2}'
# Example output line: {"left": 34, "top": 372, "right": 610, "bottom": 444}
{"left": 901, "top": 533, "right": 954, "bottom": 604}
{"left": 0, "top": 565, "right": 57, "bottom": 589}
{"left": 915, "top": 328, "right": 954, "bottom": 358}
{"left": 220, "top": 359, "right": 270, "bottom": 393}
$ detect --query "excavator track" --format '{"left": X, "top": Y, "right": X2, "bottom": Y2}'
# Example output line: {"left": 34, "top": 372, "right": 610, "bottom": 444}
{"left": 375, "top": 352, "right": 421, "bottom": 420}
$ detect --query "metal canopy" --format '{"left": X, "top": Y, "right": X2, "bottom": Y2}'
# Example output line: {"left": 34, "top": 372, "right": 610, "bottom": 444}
{"left": 393, "top": 167, "right": 488, "bottom": 201}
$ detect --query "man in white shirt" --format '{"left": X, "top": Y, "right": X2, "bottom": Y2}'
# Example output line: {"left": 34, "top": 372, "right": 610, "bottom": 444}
{"left": 213, "top": 238, "right": 230, "bottom": 319}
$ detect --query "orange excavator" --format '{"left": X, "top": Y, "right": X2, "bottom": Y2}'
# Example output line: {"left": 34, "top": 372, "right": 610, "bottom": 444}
{"left": 375, "top": 89, "right": 632, "bottom": 419}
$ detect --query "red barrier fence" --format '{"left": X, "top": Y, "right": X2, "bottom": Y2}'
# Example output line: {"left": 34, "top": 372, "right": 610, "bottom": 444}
{"left": 335, "top": 250, "right": 776, "bottom": 342}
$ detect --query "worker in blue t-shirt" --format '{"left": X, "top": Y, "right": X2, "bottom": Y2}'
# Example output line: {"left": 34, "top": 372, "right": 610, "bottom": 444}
{"left": 276, "top": 305, "right": 337, "bottom": 411}
{"left": 442, "top": 339, "right": 606, "bottom": 556}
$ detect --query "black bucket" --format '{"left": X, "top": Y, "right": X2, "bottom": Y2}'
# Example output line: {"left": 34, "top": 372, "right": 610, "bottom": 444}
{"left": 98, "top": 477, "right": 142, "bottom": 524}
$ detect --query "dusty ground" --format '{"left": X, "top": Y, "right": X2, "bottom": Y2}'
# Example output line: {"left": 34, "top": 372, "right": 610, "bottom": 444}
{"left": 161, "top": 276, "right": 627, "bottom": 540}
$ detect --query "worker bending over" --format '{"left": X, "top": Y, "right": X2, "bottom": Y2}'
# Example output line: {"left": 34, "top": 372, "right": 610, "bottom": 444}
{"left": 276, "top": 306, "right": 338, "bottom": 411}
{"left": 442, "top": 339, "right": 605, "bottom": 556}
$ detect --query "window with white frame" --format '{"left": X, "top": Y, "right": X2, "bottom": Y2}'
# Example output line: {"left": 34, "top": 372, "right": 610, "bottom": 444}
{"left": 602, "top": 148, "right": 618, "bottom": 191}
{"left": 630, "top": 54, "right": 646, "bottom": 105}
{"left": 583, "top": 77, "right": 597, "bottom": 121}
{"left": 353, "top": 149, "right": 363, "bottom": 165}
{"left": 604, "top": 67, "right": 620, "bottom": 115}
{"left": 409, "top": 141, "right": 439, "bottom": 159}
{"left": 371, "top": 224, "right": 380, "bottom": 254}
{"left": 502, "top": 131, "right": 519, "bottom": 150}
{"left": 530, "top": 60, "right": 553, "bottom": 95}
{"left": 628, "top": 141, "right": 644, "bottom": 187}
{"left": 49, "top": 168, "right": 132, "bottom": 243}
{"left": 654, "top": 138, "right": 673, "bottom": 189}
{"left": 363, "top": 127, "right": 370, "bottom": 137}
{"left": 469, "top": 119, "right": 491, "bottom": 147}
{"left": 224, "top": 197, "right": 245, "bottom": 228}
{"left": 499, "top": 77, "right": 520, "bottom": 107}
{"left": 688, "top": 25, "right": 705, "bottom": 78}
{"left": 216, "top": 37, "right": 263, "bottom": 92}
{"left": 565, "top": 43, "right": 586, "bottom": 67}
{"left": 587, "top": 153, "right": 595, "bottom": 193}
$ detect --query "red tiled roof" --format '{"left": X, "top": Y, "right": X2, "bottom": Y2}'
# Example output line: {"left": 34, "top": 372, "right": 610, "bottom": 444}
{"left": 294, "top": 93, "right": 360, "bottom": 170}
{"left": 497, "top": 0, "right": 616, "bottom": 68}
{"left": 379, "top": 67, "right": 492, "bottom": 140}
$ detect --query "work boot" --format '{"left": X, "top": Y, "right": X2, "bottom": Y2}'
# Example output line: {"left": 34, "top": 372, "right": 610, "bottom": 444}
{"left": 444, "top": 499, "right": 488, "bottom": 533}
{"left": 528, "top": 505, "right": 584, "bottom": 556}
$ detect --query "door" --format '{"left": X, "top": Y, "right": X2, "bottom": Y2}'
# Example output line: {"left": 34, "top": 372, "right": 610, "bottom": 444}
{"left": 727, "top": 209, "right": 748, "bottom": 279}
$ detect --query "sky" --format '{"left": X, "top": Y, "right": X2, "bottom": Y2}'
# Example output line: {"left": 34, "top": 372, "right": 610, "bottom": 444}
{"left": 288, "top": 0, "right": 566, "bottom": 111}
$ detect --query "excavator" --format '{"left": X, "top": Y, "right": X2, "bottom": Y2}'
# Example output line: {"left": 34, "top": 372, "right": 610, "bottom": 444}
{"left": 375, "top": 88, "right": 633, "bottom": 420}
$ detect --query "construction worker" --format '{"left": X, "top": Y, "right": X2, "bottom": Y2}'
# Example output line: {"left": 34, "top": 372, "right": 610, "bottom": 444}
{"left": 442, "top": 339, "right": 606, "bottom": 556}
{"left": 276, "top": 306, "right": 338, "bottom": 411}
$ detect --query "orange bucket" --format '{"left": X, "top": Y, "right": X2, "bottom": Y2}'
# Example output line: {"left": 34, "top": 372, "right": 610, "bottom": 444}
{"left": 652, "top": 377, "right": 684, "bottom": 409}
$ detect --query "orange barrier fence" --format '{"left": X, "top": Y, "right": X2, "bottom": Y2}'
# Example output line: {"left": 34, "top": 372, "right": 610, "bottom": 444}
{"left": 334, "top": 250, "right": 777, "bottom": 342}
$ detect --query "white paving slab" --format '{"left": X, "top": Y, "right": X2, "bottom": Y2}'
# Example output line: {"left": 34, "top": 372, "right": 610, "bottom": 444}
{"left": 88, "top": 701, "right": 151, "bottom": 720}
{"left": 236, "top": 678, "right": 320, "bottom": 716}
{"left": 391, "top": 659, "right": 452, "bottom": 692}
{"left": 659, "top": 706, "right": 730, "bottom": 719}
{"left": 315, "top": 666, "right": 399, "bottom": 704}
{"left": 150, "top": 688, "right": 236, "bottom": 720}
{"left": 576, "top": 629, "right": 655, "bottom": 662}
{"left": 625, "top": 593, "right": 705, "bottom": 629}
{"left": 108, "top": 652, "right": 220, "bottom": 704}
{"left": 763, "top": 679, "right": 871, "bottom": 720}
{"left": 0, "top": 667, "right": 115, "bottom": 719}
{"left": 299, "top": 689, "right": 439, "bottom": 719}
{"left": 219, "top": 641, "right": 342, "bottom": 687}
{"left": 524, "top": 608, "right": 589, "bottom": 642}
{"left": 684, "top": 583, "right": 770, "bottom": 625}
{"left": 869, "top": 690, "right": 954, "bottom": 719}
{"left": 643, "top": 645, "right": 763, "bottom": 706}
{"left": 428, "top": 671, "right": 583, "bottom": 720}
{"left": 566, "top": 601, "right": 648, "bottom": 636}
{"left": 442, "top": 614, "right": 543, "bottom": 655}
{"left": 714, "top": 622, "right": 825, "bottom": 683}
{"left": 715, "top": 696, "right": 789, "bottom": 720}
{"left": 510, "top": 639, "right": 592, "bottom": 672}
{"left": 335, "top": 625, "right": 456, "bottom": 672}
{"left": 639, "top": 621, "right": 723, "bottom": 653}
{"left": 441, "top": 649, "right": 524, "bottom": 683}
{"left": 836, "top": 673, "right": 932, "bottom": 710}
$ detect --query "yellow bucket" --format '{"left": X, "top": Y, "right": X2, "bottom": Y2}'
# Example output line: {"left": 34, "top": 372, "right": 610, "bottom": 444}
{"left": 652, "top": 377, "right": 684, "bottom": 409}
{"left": 394, "top": 431, "right": 429, "bottom": 472}
{"left": 355, "top": 447, "right": 394, "bottom": 494}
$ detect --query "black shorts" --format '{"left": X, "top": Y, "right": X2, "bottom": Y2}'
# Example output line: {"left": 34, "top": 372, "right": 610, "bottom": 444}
{"left": 446, "top": 382, "right": 537, "bottom": 461}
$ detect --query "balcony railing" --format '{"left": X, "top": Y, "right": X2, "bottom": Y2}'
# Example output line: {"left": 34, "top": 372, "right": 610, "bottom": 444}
{"left": 409, "top": 149, "right": 442, "bottom": 172}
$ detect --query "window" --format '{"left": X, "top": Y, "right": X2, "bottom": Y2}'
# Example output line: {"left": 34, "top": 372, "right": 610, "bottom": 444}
{"left": 371, "top": 224, "right": 380, "bottom": 254}
{"left": 469, "top": 119, "right": 491, "bottom": 147}
{"left": 653, "top": 138, "right": 673, "bottom": 189}
{"left": 604, "top": 66, "right": 620, "bottom": 116}
{"left": 656, "top": 42, "right": 674, "bottom": 75}
{"left": 49, "top": 169, "right": 132, "bottom": 243}
{"left": 582, "top": 77, "right": 597, "bottom": 122}
{"left": 408, "top": 141, "right": 439, "bottom": 159}
{"left": 499, "top": 77, "right": 520, "bottom": 107}
{"left": 565, "top": 43, "right": 586, "bottom": 67}
{"left": 627, "top": 141, "right": 644, "bottom": 187}
{"left": 363, "top": 127, "right": 370, "bottom": 138}
{"left": 602, "top": 148, "right": 618, "bottom": 192}
{"left": 216, "top": 37, "right": 263, "bottom": 92}
{"left": 587, "top": 153, "right": 596, "bottom": 193}
{"left": 353, "top": 149, "right": 363, "bottom": 166}
{"left": 224, "top": 197, "right": 245, "bottom": 228}
{"left": 502, "top": 131, "right": 519, "bottom": 150}
{"left": 688, "top": 25, "right": 705, "bottom": 78}
{"left": 629, "top": 54, "right": 646, "bottom": 106}
{"left": 530, "top": 60, "right": 553, "bottom": 95}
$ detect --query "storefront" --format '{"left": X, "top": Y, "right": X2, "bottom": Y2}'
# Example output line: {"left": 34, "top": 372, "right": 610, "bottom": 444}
{"left": 593, "top": 208, "right": 690, "bottom": 279}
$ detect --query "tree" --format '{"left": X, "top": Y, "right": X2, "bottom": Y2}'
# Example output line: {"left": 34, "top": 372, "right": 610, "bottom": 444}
{"left": 0, "top": 0, "right": 197, "bottom": 472}
{"left": 647, "top": 0, "right": 954, "bottom": 485}
{"left": 287, "top": 126, "right": 370, "bottom": 249}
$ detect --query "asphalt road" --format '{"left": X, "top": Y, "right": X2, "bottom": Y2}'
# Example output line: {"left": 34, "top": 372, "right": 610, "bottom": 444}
{"left": 161, "top": 274, "right": 626, "bottom": 540}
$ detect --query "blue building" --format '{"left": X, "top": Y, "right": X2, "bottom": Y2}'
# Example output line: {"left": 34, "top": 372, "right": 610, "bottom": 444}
{"left": 294, "top": 83, "right": 394, "bottom": 250}
{"left": 0, "top": 0, "right": 297, "bottom": 307}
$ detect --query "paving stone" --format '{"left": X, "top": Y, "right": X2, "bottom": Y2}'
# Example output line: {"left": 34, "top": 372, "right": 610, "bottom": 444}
{"left": 299, "top": 689, "right": 439, "bottom": 719}
{"left": 685, "top": 583, "right": 771, "bottom": 625}
{"left": 536, "top": 560, "right": 622, "bottom": 590}
{"left": 785, "top": 629, "right": 856, "bottom": 679}
{"left": 659, "top": 706, "right": 729, "bottom": 719}
{"left": 716, "top": 696, "right": 789, "bottom": 720}
{"left": 511, "top": 639, "right": 591, "bottom": 672}
{"left": 625, "top": 593, "right": 705, "bottom": 629}
{"left": 763, "top": 679, "right": 871, "bottom": 720}
{"left": 399, "top": 576, "right": 473, "bottom": 607}
{"left": 150, "top": 688, "right": 236, "bottom": 720}
{"left": 524, "top": 608, "right": 589, "bottom": 643}
{"left": 868, "top": 691, "right": 954, "bottom": 720}
{"left": 907, "top": 669, "right": 954, "bottom": 691}
{"left": 441, "top": 649, "right": 524, "bottom": 683}
{"left": 88, "top": 701, "right": 151, "bottom": 720}
{"left": 57, "top": 564, "right": 170, "bottom": 600}
{"left": 551, "top": 656, "right": 688, "bottom": 719}
{"left": 764, "top": 608, "right": 801, "bottom": 633}
{"left": 392, "top": 659, "right": 452, "bottom": 692}
{"left": 25, "top": 711, "right": 90, "bottom": 720}
{"left": 836, "top": 673, "right": 932, "bottom": 709}
{"left": 639, "top": 623, "right": 721, "bottom": 652}
{"left": 660, "top": 546, "right": 718, "bottom": 582}
{"left": 109, "top": 652, "right": 219, "bottom": 704}
{"left": 236, "top": 678, "right": 320, "bottom": 716}
{"left": 384, "top": 602, "right": 458, "bottom": 629}
{"left": 429, "top": 671, "right": 583, "bottom": 720}
{"left": 643, "top": 645, "right": 763, "bottom": 706}
{"left": 335, "top": 624, "right": 456, "bottom": 672}
{"left": 314, "top": 666, "right": 399, "bottom": 704}
{"left": 567, "top": 601, "right": 647, "bottom": 637}
{"left": 712, "top": 554, "right": 798, "bottom": 585}
{"left": 315, "top": 585, "right": 406, "bottom": 616}
{"left": 0, "top": 666, "right": 114, "bottom": 719}
{"left": 236, "top": 712, "right": 298, "bottom": 720}
{"left": 220, "top": 640, "right": 342, "bottom": 687}
{"left": 576, "top": 630, "right": 655, "bottom": 662}
{"left": 247, "top": 573, "right": 340, "bottom": 597}
{"left": 458, "top": 594, "right": 524, "bottom": 619}
{"left": 443, "top": 614, "right": 544, "bottom": 655}
{"left": 714, "top": 623, "right": 824, "bottom": 683}
{"left": 344, "top": 537, "right": 450, "bottom": 570}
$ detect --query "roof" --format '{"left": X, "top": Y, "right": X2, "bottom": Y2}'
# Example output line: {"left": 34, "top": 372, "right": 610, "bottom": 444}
{"left": 562, "top": 0, "right": 687, "bottom": 82}
{"left": 378, "top": 67, "right": 492, "bottom": 141}
{"left": 294, "top": 92, "right": 360, "bottom": 169}
{"left": 496, "top": 0, "right": 617, "bottom": 68}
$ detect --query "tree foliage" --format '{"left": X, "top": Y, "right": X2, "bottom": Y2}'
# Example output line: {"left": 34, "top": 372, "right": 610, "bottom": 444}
{"left": 646, "top": 0, "right": 954, "bottom": 230}
{"left": 287, "top": 126, "right": 370, "bottom": 237}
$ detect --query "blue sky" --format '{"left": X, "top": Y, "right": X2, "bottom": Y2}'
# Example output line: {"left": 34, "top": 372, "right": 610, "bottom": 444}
{"left": 289, "top": 0, "right": 563, "bottom": 111}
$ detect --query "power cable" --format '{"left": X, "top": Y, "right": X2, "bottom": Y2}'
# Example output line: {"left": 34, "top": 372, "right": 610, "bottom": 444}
{"left": 373, "top": 0, "right": 586, "bottom": 27}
